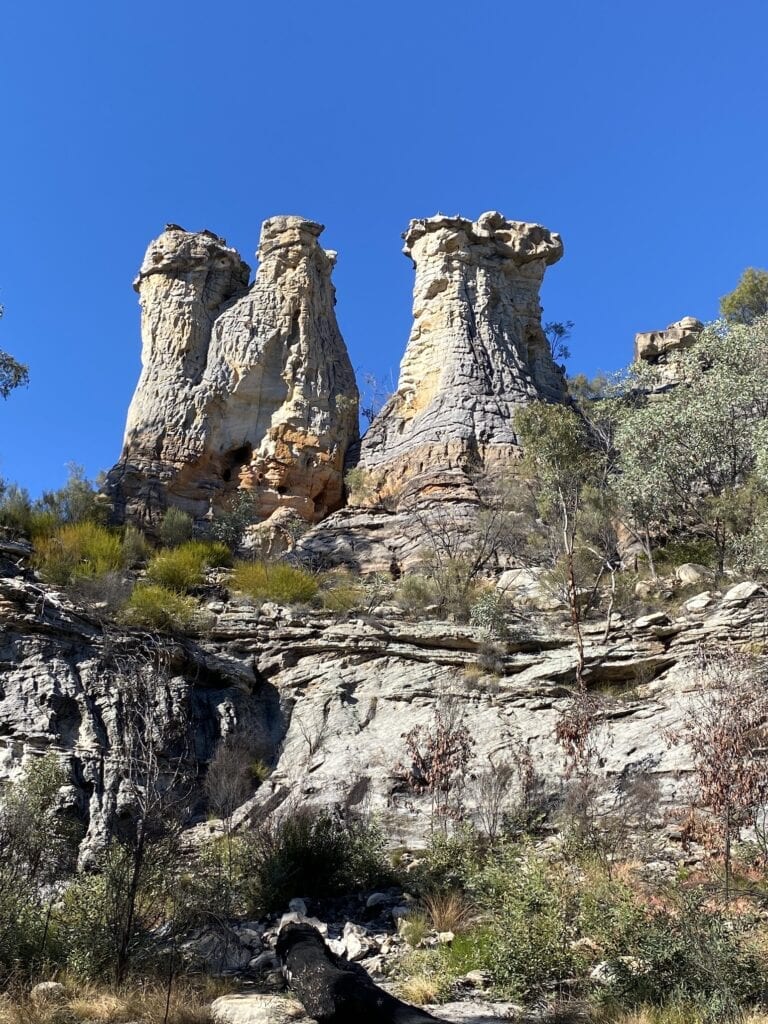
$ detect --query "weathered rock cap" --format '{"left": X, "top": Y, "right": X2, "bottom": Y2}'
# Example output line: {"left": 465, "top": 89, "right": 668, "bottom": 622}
{"left": 403, "top": 210, "right": 563, "bottom": 266}
{"left": 258, "top": 215, "right": 336, "bottom": 267}
{"left": 133, "top": 226, "right": 250, "bottom": 292}
{"left": 635, "top": 316, "right": 704, "bottom": 363}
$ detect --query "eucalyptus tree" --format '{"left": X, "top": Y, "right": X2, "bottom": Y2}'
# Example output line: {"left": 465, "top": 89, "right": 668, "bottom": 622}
{"left": 615, "top": 316, "right": 768, "bottom": 575}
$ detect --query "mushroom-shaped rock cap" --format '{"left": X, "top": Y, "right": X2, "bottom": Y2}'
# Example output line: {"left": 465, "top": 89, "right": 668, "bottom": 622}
{"left": 134, "top": 227, "right": 250, "bottom": 292}
{"left": 403, "top": 210, "right": 563, "bottom": 267}
{"left": 257, "top": 215, "right": 327, "bottom": 260}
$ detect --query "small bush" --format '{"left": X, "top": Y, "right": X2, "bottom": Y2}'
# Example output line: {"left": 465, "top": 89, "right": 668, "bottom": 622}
{"left": 35, "top": 523, "right": 124, "bottom": 585}
{"left": 469, "top": 590, "right": 509, "bottom": 638}
{"left": 159, "top": 506, "right": 194, "bottom": 547}
{"left": 118, "top": 584, "right": 201, "bottom": 633}
{"left": 320, "top": 572, "right": 367, "bottom": 612}
{"left": 122, "top": 525, "right": 150, "bottom": 567}
{"left": 232, "top": 560, "right": 318, "bottom": 604}
{"left": 245, "top": 806, "right": 390, "bottom": 913}
{"left": 209, "top": 490, "right": 259, "bottom": 550}
{"left": 146, "top": 540, "right": 231, "bottom": 592}
{"left": 395, "top": 573, "right": 439, "bottom": 615}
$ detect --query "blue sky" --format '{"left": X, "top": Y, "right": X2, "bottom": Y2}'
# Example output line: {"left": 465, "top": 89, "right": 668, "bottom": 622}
{"left": 2, "top": 0, "right": 767, "bottom": 496}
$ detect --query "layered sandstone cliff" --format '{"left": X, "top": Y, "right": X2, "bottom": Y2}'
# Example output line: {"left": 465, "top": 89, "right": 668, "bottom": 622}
{"left": 105, "top": 217, "right": 359, "bottom": 527}
{"left": 356, "top": 211, "right": 566, "bottom": 507}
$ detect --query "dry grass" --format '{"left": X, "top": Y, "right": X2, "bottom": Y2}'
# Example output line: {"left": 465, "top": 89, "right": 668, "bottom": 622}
{"left": 423, "top": 891, "right": 475, "bottom": 933}
{"left": 0, "top": 978, "right": 225, "bottom": 1024}
{"left": 398, "top": 975, "right": 441, "bottom": 1006}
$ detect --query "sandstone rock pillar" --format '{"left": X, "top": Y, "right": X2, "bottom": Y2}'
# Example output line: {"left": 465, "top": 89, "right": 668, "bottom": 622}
{"left": 105, "top": 218, "right": 359, "bottom": 527}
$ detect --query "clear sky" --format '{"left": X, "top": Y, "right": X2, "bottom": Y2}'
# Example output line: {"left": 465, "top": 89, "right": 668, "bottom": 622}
{"left": 2, "top": 0, "right": 768, "bottom": 496}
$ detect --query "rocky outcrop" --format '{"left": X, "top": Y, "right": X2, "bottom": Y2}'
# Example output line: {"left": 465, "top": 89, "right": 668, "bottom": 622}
{"left": 355, "top": 212, "right": 566, "bottom": 508}
{"left": 5, "top": 530, "right": 768, "bottom": 855}
{"left": 634, "top": 317, "right": 703, "bottom": 365}
{"left": 105, "top": 218, "right": 358, "bottom": 528}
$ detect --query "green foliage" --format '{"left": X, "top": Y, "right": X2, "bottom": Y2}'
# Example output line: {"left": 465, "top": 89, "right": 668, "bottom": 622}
{"left": 585, "top": 882, "right": 766, "bottom": 1017}
{"left": 0, "top": 464, "right": 103, "bottom": 540}
{"left": 122, "top": 524, "right": 150, "bottom": 567}
{"left": 232, "top": 559, "right": 318, "bottom": 604}
{"left": 616, "top": 317, "right": 768, "bottom": 574}
{"left": 395, "top": 573, "right": 439, "bottom": 614}
{"left": 159, "top": 506, "right": 194, "bottom": 547}
{"left": 319, "top": 572, "right": 368, "bottom": 612}
{"left": 469, "top": 589, "right": 509, "bottom": 638}
{"left": 720, "top": 267, "right": 768, "bottom": 324}
{"left": 0, "top": 304, "right": 29, "bottom": 400}
{"left": 0, "top": 754, "right": 82, "bottom": 979}
{"left": 345, "top": 466, "right": 379, "bottom": 505}
{"left": 145, "top": 540, "right": 231, "bottom": 592}
{"left": 38, "top": 463, "right": 104, "bottom": 526}
{"left": 35, "top": 522, "right": 124, "bottom": 585}
{"left": 118, "top": 584, "right": 201, "bottom": 633}
{"left": 209, "top": 490, "right": 259, "bottom": 550}
{"left": 243, "top": 807, "right": 391, "bottom": 914}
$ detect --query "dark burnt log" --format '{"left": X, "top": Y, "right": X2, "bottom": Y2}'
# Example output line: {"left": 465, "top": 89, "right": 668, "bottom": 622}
{"left": 276, "top": 922, "right": 447, "bottom": 1024}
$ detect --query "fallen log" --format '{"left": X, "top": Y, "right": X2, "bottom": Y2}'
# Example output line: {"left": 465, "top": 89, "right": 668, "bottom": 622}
{"left": 276, "top": 922, "right": 448, "bottom": 1024}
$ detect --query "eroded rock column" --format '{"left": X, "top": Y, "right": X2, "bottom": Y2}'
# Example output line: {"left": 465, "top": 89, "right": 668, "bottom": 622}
{"left": 356, "top": 211, "right": 566, "bottom": 507}
{"left": 105, "top": 217, "right": 359, "bottom": 526}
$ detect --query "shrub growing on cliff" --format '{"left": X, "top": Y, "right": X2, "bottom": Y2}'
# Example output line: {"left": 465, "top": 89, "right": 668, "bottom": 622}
{"left": 231, "top": 559, "right": 318, "bottom": 604}
{"left": 159, "top": 506, "right": 194, "bottom": 548}
{"left": 146, "top": 540, "right": 231, "bottom": 592}
{"left": 35, "top": 522, "right": 125, "bottom": 585}
{"left": 119, "top": 584, "right": 201, "bottom": 633}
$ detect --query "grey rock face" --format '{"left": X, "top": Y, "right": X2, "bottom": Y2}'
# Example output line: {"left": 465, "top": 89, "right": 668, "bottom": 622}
{"left": 105, "top": 217, "right": 359, "bottom": 528}
{"left": 5, "top": 541, "right": 768, "bottom": 857}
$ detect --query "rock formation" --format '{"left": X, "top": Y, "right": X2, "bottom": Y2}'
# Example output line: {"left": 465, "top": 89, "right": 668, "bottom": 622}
{"left": 6, "top": 530, "right": 768, "bottom": 855}
{"left": 356, "top": 211, "right": 566, "bottom": 507}
{"left": 634, "top": 316, "right": 703, "bottom": 365}
{"left": 298, "top": 211, "right": 565, "bottom": 572}
{"left": 105, "top": 217, "right": 359, "bottom": 528}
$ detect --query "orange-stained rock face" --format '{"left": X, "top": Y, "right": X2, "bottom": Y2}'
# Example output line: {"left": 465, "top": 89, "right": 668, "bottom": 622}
{"left": 104, "top": 217, "right": 359, "bottom": 528}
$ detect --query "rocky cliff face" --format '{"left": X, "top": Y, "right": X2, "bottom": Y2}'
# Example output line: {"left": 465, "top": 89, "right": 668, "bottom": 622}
{"left": 105, "top": 217, "right": 359, "bottom": 528}
{"left": 357, "top": 211, "right": 566, "bottom": 508}
{"left": 297, "top": 212, "right": 565, "bottom": 572}
{"left": 5, "top": 534, "right": 766, "bottom": 855}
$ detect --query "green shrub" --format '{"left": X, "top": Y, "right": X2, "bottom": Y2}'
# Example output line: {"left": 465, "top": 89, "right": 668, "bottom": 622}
{"left": 244, "top": 807, "right": 390, "bottom": 913}
{"left": 35, "top": 522, "right": 124, "bottom": 585}
{"left": 469, "top": 590, "right": 509, "bottom": 638}
{"left": 122, "top": 524, "right": 150, "bottom": 567}
{"left": 395, "top": 573, "right": 439, "bottom": 615}
{"left": 584, "top": 884, "right": 767, "bottom": 1016}
{"left": 146, "top": 540, "right": 232, "bottom": 592}
{"left": 320, "top": 572, "right": 367, "bottom": 612}
{"left": 232, "top": 560, "right": 318, "bottom": 604}
{"left": 209, "top": 490, "right": 259, "bottom": 550}
{"left": 159, "top": 506, "right": 194, "bottom": 547}
{"left": 118, "top": 584, "right": 201, "bottom": 633}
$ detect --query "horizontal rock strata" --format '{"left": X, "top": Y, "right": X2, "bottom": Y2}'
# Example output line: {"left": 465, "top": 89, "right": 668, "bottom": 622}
{"left": 356, "top": 211, "right": 566, "bottom": 508}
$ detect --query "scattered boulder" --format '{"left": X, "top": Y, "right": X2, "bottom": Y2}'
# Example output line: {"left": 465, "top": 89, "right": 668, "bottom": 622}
{"left": 722, "top": 581, "right": 764, "bottom": 606}
{"left": 675, "top": 563, "right": 711, "bottom": 586}
{"left": 211, "top": 993, "right": 314, "bottom": 1024}
{"left": 30, "top": 983, "right": 66, "bottom": 1005}
{"left": 634, "top": 317, "right": 703, "bottom": 364}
